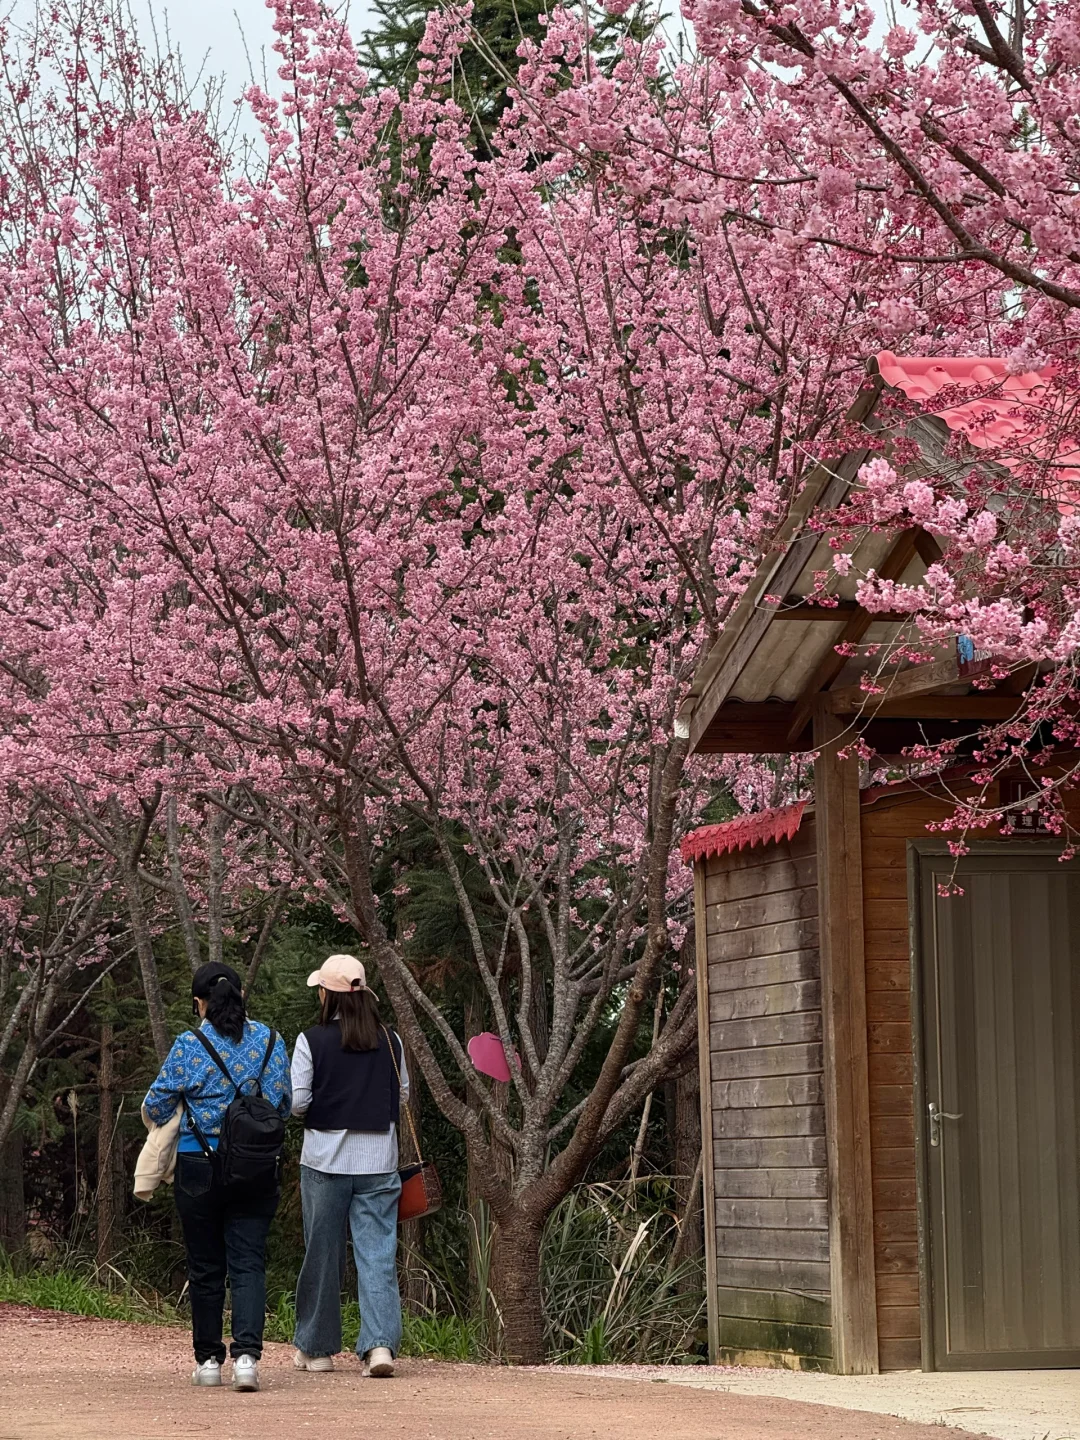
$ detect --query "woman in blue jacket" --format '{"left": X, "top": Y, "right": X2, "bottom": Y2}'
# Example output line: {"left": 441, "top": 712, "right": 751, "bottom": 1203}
{"left": 143, "top": 962, "right": 291, "bottom": 1393}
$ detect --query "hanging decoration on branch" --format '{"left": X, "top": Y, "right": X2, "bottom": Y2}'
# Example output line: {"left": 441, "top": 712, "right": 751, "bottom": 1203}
{"left": 468, "top": 1033, "right": 520, "bottom": 1084}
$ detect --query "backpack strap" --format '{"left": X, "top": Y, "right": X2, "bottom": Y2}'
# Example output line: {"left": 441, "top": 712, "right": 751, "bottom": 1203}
{"left": 181, "top": 1029, "right": 278, "bottom": 1155}
{"left": 192, "top": 1025, "right": 277, "bottom": 1096}
{"left": 255, "top": 1028, "right": 277, "bottom": 1098}
{"left": 180, "top": 1095, "right": 217, "bottom": 1162}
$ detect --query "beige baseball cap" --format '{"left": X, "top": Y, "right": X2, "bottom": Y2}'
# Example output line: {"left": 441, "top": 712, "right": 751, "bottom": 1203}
{"left": 307, "top": 954, "right": 367, "bottom": 993}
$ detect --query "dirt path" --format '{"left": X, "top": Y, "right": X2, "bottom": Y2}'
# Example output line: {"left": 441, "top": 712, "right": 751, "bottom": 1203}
{"left": 0, "top": 1305, "right": 965, "bottom": 1440}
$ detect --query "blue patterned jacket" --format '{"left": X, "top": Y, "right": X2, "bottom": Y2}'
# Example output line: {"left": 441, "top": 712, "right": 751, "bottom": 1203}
{"left": 144, "top": 1018, "right": 292, "bottom": 1153}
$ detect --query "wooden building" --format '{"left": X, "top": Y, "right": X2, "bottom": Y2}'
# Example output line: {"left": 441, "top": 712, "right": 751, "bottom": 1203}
{"left": 679, "top": 354, "right": 1080, "bottom": 1374}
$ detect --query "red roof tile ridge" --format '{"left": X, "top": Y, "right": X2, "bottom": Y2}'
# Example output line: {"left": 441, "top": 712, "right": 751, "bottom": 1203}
{"left": 875, "top": 350, "right": 1080, "bottom": 496}
{"left": 681, "top": 800, "right": 807, "bottom": 864}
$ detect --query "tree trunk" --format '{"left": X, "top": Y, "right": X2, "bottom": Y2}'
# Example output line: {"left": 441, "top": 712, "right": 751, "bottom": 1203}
{"left": 672, "top": 961, "right": 703, "bottom": 1290}
{"left": 490, "top": 1212, "right": 545, "bottom": 1364}
{"left": 124, "top": 876, "right": 170, "bottom": 1063}
{"left": 464, "top": 990, "right": 515, "bottom": 1326}
{"left": 96, "top": 1017, "right": 119, "bottom": 1270}
{"left": 485, "top": 1077, "right": 517, "bottom": 1341}
{"left": 463, "top": 990, "right": 489, "bottom": 1312}
{"left": 398, "top": 1042, "right": 427, "bottom": 1314}
{"left": 0, "top": 1122, "right": 26, "bottom": 1263}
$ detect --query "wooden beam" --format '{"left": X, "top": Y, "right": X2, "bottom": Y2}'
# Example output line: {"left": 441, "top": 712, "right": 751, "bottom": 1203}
{"left": 688, "top": 489, "right": 853, "bottom": 753}
{"left": 998, "top": 662, "right": 1038, "bottom": 697}
{"left": 693, "top": 696, "right": 1020, "bottom": 754}
{"left": 772, "top": 600, "right": 860, "bottom": 620}
{"left": 784, "top": 529, "right": 922, "bottom": 746}
{"left": 694, "top": 862, "right": 721, "bottom": 1366}
{"left": 772, "top": 601, "right": 911, "bottom": 623}
{"left": 694, "top": 702, "right": 799, "bottom": 754}
{"left": 866, "top": 695, "right": 1021, "bottom": 721}
{"left": 913, "top": 529, "right": 942, "bottom": 567}
{"left": 813, "top": 704, "right": 879, "bottom": 1375}
{"left": 828, "top": 653, "right": 961, "bottom": 715}
{"left": 687, "top": 387, "right": 886, "bottom": 756}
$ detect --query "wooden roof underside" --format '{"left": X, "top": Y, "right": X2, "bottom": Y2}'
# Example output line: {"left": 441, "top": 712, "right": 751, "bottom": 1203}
{"left": 680, "top": 367, "right": 1034, "bottom": 757}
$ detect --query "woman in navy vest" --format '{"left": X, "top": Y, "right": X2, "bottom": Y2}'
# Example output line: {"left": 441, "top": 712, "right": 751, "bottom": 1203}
{"left": 290, "top": 954, "right": 409, "bottom": 1377}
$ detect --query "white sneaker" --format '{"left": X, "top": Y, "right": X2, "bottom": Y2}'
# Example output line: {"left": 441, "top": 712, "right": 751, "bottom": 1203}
{"left": 231, "top": 1354, "right": 260, "bottom": 1392}
{"left": 364, "top": 1346, "right": 394, "bottom": 1378}
{"left": 294, "top": 1349, "right": 334, "bottom": 1372}
{"left": 192, "top": 1358, "right": 222, "bottom": 1387}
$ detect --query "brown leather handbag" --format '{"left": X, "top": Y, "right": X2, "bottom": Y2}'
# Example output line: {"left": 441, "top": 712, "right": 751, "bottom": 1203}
{"left": 385, "top": 1029, "right": 442, "bottom": 1223}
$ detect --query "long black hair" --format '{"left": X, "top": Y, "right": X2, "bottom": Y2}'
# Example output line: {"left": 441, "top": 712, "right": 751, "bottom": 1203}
{"left": 320, "top": 987, "right": 382, "bottom": 1052}
{"left": 192, "top": 962, "right": 246, "bottom": 1044}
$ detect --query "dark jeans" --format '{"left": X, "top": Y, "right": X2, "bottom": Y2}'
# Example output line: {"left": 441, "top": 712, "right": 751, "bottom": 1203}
{"left": 174, "top": 1153, "right": 279, "bottom": 1364}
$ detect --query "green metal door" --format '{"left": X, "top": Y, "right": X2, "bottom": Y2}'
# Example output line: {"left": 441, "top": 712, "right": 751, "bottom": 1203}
{"left": 919, "top": 853, "right": 1080, "bottom": 1369}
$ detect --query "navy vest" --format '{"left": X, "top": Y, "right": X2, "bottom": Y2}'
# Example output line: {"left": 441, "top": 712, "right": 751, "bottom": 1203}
{"left": 302, "top": 1023, "right": 400, "bottom": 1133}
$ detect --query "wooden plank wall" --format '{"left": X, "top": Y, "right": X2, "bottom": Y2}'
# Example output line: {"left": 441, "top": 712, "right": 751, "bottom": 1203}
{"left": 862, "top": 793, "right": 943, "bottom": 1371}
{"left": 703, "top": 820, "right": 833, "bottom": 1368}
{"left": 704, "top": 779, "right": 1080, "bottom": 1374}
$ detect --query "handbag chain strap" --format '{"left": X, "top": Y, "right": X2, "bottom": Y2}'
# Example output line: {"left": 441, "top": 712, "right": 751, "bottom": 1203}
{"left": 383, "top": 1026, "right": 423, "bottom": 1164}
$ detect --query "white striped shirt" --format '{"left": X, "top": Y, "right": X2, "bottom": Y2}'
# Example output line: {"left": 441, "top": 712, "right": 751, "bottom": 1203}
{"left": 290, "top": 1028, "right": 410, "bottom": 1176}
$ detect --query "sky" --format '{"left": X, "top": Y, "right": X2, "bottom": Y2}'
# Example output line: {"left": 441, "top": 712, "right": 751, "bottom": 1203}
{"left": 126, "top": 0, "right": 373, "bottom": 99}
{"left": 4, "top": 0, "right": 900, "bottom": 144}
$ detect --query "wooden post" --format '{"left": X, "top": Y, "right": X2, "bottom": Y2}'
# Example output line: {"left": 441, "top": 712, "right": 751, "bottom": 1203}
{"left": 693, "top": 861, "right": 720, "bottom": 1364}
{"left": 813, "top": 703, "right": 879, "bottom": 1373}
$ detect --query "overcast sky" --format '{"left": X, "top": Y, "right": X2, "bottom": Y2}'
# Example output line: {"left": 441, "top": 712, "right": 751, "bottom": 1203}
{"left": 5, "top": 0, "right": 900, "bottom": 144}
{"left": 129, "top": 0, "right": 374, "bottom": 98}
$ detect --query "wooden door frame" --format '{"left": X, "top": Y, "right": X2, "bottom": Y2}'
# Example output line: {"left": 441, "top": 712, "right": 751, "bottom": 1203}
{"left": 908, "top": 840, "right": 1078, "bottom": 1372}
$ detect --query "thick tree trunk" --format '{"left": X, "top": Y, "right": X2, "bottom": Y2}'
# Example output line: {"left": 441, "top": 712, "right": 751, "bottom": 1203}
{"left": 0, "top": 1123, "right": 26, "bottom": 1263}
{"left": 0, "top": 1036, "right": 39, "bottom": 1154}
{"left": 486, "top": 1078, "right": 514, "bottom": 1307}
{"left": 490, "top": 1212, "right": 545, "bottom": 1365}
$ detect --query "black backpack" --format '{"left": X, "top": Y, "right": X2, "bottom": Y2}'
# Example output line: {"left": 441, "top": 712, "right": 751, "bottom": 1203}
{"left": 183, "top": 1027, "right": 286, "bottom": 1188}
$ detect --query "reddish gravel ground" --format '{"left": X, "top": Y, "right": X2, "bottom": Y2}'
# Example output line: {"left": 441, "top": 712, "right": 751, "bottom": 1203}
{"left": 0, "top": 1304, "right": 957, "bottom": 1440}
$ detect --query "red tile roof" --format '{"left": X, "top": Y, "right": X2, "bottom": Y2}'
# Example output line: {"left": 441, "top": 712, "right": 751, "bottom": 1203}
{"left": 876, "top": 351, "right": 1080, "bottom": 493}
{"left": 680, "top": 801, "right": 807, "bottom": 864}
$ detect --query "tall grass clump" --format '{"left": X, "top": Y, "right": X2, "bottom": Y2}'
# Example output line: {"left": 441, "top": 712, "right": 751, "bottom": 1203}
{"left": 541, "top": 1181, "right": 705, "bottom": 1364}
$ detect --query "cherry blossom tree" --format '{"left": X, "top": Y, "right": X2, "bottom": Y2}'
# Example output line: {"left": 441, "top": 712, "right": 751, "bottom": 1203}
{"left": 682, "top": 0, "right": 1080, "bottom": 327}
{"left": 677, "top": 0, "right": 1080, "bottom": 831}
{"left": 537, "top": 0, "right": 1080, "bottom": 837}
{"left": 0, "top": 802, "right": 129, "bottom": 1154}
{"left": 0, "top": 0, "right": 1009, "bottom": 1354}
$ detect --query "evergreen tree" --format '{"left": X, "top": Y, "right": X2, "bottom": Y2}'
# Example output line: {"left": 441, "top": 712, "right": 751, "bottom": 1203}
{"left": 359, "top": 0, "right": 653, "bottom": 159}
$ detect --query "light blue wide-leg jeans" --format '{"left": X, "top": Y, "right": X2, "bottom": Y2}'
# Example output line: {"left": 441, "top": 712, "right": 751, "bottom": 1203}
{"left": 294, "top": 1166, "right": 403, "bottom": 1359}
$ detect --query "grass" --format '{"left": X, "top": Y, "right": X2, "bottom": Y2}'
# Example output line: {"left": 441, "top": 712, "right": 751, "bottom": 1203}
{"left": 542, "top": 1181, "right": 706, "bottom": 1365}
{"left": 266, "top": 1288, "right": 481, "bottom": 1360}
{"left": 0, "top": 1257, "right": 483, "bottom": 1364}
{"left": 0, "top": 1177, "right": 705, "bottom": 1366}
{"left": 0, "top": 1257, "right": 181, "bottom": 1327}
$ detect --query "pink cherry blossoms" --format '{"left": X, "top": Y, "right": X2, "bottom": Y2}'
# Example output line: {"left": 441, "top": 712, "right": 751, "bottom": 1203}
{"left": 1, "top": 0, "right": 1079, "bottom": 1353}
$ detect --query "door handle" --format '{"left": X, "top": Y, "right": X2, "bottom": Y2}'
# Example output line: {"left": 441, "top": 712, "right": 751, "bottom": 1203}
{"left": 928, "top": 1101, "right": 963, "bottom": 1148}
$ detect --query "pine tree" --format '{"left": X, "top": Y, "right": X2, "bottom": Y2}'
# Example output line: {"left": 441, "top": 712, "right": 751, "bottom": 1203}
{"left": 359, "top": 0, "right": 652, "bottom": 159}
